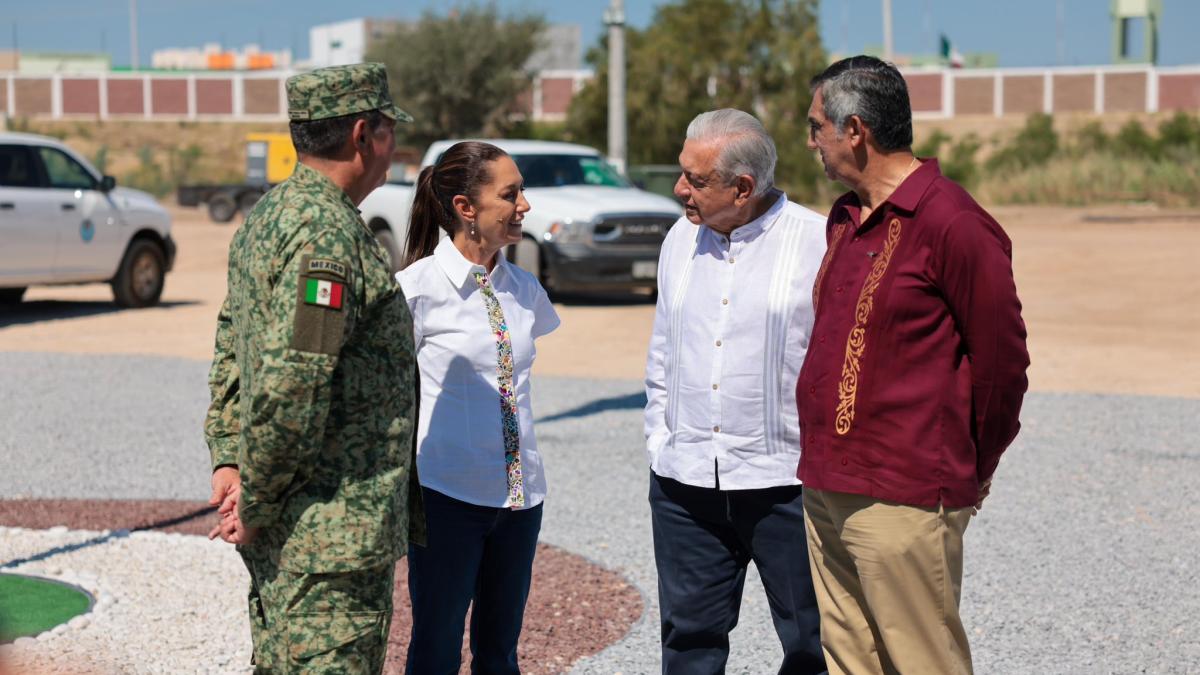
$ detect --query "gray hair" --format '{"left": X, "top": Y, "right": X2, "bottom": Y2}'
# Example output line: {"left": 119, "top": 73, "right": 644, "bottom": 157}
{"left": 809, "top": 55, "right": 913, "bottom": 151}
{"left": 685, "top": 109, "right": 776, "bottom": 197}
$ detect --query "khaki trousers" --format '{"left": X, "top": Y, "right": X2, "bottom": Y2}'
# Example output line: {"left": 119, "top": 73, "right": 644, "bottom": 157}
{"left": 803, "top": 488, "right": 974, "bottom": 675}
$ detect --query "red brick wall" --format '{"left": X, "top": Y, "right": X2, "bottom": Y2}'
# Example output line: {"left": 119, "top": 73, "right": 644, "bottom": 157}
{"left": 1003, "top": 75, "right": 1043, "bottom": 115}
{"left": 62, "top": 78, "right": 100, "bottom": 115}
{"left": 1052, "top": 74, "right": 1095, "bottom": 113}
{"left": 540, "top": 78, "right": 575, "bottom": 117}
{"left": 151, "top": 79, "right": 188, "bottom": 115}
{"left": 243, "top": 78, "right": 281, "bottom": 115}
{"left": 195, "top": 78, "right": 233, "bottom": 115}
{"left": 1158, "top": 74, "right": 1200, "bottom": 111}
{"left": 5, "top": 69, "right": 1197, "bottom": 123}
{"left": 954, "top": 76, "right": 994, "bottom": 116}
{"left": 1104, "top": 72, "right": 1146, "bottom": 113}
{"left": 14, "top": 79, "right": 52, "bottom": 115}
{"left": 107, "top": 79, "right": 144, "bottom": 115}
{"left": 905, "top": 73, "right": 942, "bottom": 113}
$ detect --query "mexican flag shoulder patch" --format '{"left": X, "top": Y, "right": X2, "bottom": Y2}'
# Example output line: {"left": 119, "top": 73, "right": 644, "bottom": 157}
{"left": 304, "top": 278, "right": 344, "bottom": 309}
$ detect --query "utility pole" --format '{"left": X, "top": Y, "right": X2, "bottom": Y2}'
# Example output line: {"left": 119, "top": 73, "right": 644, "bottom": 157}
{"left": 604, "top": 0, "right": 627, "bottom": 174}
{"left": 129, "top": 0, "right": 139, "bottom": 69}
{"left": 882, "top": 0, "right": 893, "bottom": 61}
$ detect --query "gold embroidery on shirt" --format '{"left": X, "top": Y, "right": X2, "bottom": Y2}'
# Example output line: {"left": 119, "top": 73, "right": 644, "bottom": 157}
{"left": 812, "top": 222, "right": 849, "bottom": 312}
{"left": 835, "top": 217, "right": 903, "bottom": 435}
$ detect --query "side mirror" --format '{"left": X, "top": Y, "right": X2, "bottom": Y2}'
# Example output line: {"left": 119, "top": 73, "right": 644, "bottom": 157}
{"left": 99, "top": 175, "right": 116, "bottom": 192}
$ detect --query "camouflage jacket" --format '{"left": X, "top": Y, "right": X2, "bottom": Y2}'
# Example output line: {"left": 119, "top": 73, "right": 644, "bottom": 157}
{"left": 205, "top": 162, "right": 421, "bottom": 573}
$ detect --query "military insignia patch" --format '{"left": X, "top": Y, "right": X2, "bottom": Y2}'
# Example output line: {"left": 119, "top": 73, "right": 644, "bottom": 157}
{"left": 304, "top": 278, "right": 344, "bottom": 309}
{"left": 307, "top": 258, "right": 348, "bottom": 279}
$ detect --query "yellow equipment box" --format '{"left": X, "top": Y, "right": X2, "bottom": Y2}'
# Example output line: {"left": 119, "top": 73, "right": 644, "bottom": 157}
{"left": 245, "top": 132, "right": 297, "bottom": 185}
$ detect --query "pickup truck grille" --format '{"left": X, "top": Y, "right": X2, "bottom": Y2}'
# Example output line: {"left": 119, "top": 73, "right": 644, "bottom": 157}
{"left": 592, "top": 215, "right": 675, "bottom": 246}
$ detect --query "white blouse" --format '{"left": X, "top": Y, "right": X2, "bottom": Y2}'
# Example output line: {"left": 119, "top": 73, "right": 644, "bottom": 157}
{"left": 397, "top": 237, "right": 560, "bottom": 509}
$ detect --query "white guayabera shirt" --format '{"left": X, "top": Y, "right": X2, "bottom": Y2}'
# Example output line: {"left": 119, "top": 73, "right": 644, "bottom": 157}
{"left": 644, "top": 193, "right": 827, "bottom": 489}
{"left": 398, "top": 237, "right": 560, "bottom": 509}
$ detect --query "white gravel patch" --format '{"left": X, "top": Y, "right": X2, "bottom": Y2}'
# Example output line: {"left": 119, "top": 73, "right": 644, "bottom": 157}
{"left": 1, "top": 526, "right": 252, "bottom": 674}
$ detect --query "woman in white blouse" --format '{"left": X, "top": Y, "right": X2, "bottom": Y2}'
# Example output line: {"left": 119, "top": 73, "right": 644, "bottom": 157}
{"left": 396, "top": 141, "right": 559, "bottom": 675}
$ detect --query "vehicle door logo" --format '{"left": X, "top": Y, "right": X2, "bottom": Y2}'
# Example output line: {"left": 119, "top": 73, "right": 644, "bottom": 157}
{"left": 80, "top": 219, "right": 95, "bottom": 242}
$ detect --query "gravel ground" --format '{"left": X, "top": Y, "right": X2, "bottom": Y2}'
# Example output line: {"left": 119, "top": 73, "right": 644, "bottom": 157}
{"left": 0, "top": 512, "right": 639, "bottom": 675}
{"left": 2, "top": 351, "right": 1198, "bottom": 673}
{"left": 0, "top": 526, "right": 253, "bottom": 674}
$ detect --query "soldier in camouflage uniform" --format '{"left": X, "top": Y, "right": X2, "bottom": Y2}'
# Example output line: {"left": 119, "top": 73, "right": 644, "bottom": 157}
{"left": 204, "top": 62, "right": 422, "bottom": 674}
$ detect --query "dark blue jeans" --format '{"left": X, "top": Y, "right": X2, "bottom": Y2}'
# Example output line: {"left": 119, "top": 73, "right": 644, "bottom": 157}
{"left": 650, "top": 472, "right": 826, "bottom": 675}
{"left": 406, "top": 487, "right": 543, "bottom": 675}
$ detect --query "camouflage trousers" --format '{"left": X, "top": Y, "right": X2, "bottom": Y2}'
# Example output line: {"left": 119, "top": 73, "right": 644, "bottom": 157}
{"left": 239, "top": 542, "right": 395, "bottom": 674}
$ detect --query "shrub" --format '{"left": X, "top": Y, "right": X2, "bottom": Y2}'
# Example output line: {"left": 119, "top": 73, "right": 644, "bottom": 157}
{"left": 986, "top": 113, "right": 1058, "bottom": 173}
{"left": 979, "top": 152, "right": 1200, "bottom": 207}
{"left": 168, "top": 144, "right": 203, "bottom": 186}
{"left": 91, "top": 145, "right": 109, "bottom": 175}
{"left": 1112, "top": 120, "right": 1158, "bottom": 160}
{"left": 1072, "top": 121, "right": 1109, "bottom": 154}
{"left": 914, "top": 129, "right": 951, "bottom": 158}
{"left": 1156, "top": 112, "right": 1200, "bottom": 160}
{"left": 926, "top": 113, "right": 1198, "bottom": 207}
{"left": 942, "top": 134, "right": 982, "bottom": 188}
{"left": 122, "top": 146, "right": 172, "bottom": 197}
{"left": 911, "top": 129, "right": 980, "bottom": 188}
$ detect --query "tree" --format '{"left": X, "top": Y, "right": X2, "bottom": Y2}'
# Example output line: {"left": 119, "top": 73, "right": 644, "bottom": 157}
{"left": 367, "top": 4, "right": 544, "bottom": 148}
{"left": 566, "top": 0, "right": 827, "bottom": 201}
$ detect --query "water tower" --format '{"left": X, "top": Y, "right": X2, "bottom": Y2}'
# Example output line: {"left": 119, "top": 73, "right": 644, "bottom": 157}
{"left": 1111, "top": 0, "right": 1161, "bottom": 65}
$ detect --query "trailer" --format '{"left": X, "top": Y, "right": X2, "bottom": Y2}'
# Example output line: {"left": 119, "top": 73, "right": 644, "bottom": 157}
{"left": 176, "top": 133, "right": 296, "bottom": 223}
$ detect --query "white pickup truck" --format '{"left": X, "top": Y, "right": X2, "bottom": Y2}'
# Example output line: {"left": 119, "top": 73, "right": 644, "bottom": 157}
{"left": 360, "top": 139, "right": 682, "bottom": 293}
{"left": 0, "top": 132, "right": 175, "bottom": 307}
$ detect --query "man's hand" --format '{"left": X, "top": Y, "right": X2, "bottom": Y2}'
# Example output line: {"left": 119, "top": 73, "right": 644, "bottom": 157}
{"left": 208, "top": 466, "right": 241, "bottom": 541}
{"left": 973, "top": 478, "right": 993, "bottom": 515}
{"left": 213, "top": 510, "right": 259, "bottom": 545}
{"left": 228, "top": 500, "right": 261, "bottom": 545}
{"left": 206, "top": 466, "right": 260, "bottom": 544}
{"left": 209, "top": 466, "right": 240, "bottom": 512}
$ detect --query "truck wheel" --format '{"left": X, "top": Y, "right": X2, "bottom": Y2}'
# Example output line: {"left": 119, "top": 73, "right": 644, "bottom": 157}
{"left": 238, "top": 190, "right": 263, "bottom": 216}
{"left": 111, "top": 240, "right": 166, "bottom": 308}
{"left": 0, "top": 287, "right": 26, "bottom": 305}
{"left": 208, "top": 194, "right": 238, "bottom": 223}
{"left": 514, "top": 237, "right": 542, "bottom": 281}
{"left": 372, "top": 227, "right": 402, "bottom": 274}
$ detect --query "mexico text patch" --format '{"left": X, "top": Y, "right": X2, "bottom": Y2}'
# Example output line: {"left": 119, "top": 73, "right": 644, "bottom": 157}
{"left": 307, "top": 258, "right": 348, "bottom": 279}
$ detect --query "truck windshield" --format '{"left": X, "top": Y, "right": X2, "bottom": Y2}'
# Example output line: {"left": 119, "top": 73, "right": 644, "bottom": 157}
{"left": 512, "top": 154, "right": 628, "bottom": 188}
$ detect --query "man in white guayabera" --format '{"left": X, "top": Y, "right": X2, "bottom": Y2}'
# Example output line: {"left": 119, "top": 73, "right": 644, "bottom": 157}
{"left": 644, "top": 108, "right": 828, "bottom": 674}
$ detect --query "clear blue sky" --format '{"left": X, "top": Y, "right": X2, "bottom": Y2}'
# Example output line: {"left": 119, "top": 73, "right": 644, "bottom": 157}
{"left": 5, "top": 0, "right": 1199, "bottom": 68}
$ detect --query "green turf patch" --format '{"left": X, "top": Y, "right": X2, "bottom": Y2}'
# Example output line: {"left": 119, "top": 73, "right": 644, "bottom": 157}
{"left": 0, "top": 573, "right": 92, "bottom": 641}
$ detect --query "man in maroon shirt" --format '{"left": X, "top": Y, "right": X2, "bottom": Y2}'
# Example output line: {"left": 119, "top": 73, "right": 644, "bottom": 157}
{"left": 796, "top": 55, "right": 1030, "bottom": 674}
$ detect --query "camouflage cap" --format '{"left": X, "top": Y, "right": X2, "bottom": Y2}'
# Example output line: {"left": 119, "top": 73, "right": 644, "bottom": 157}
{"left": 286, "top": 63, "right": 413, "bottom": 123}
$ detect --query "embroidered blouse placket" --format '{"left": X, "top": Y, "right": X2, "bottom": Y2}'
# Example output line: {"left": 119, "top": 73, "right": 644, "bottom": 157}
{"left": 474, "top": 270, "right": 525, "bottom": 508}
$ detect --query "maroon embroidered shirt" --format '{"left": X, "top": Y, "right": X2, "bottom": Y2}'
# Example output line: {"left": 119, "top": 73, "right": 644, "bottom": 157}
{"left": 796, "top": 160, "right": 1030, "bottom": 508}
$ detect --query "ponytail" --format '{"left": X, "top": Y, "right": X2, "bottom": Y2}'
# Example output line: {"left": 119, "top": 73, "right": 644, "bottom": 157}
{"left": 400, "top": 141, "right": 509, "bottom": 270}
{"left": 403, "top": 166, "right": 445, "bottom": 269}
